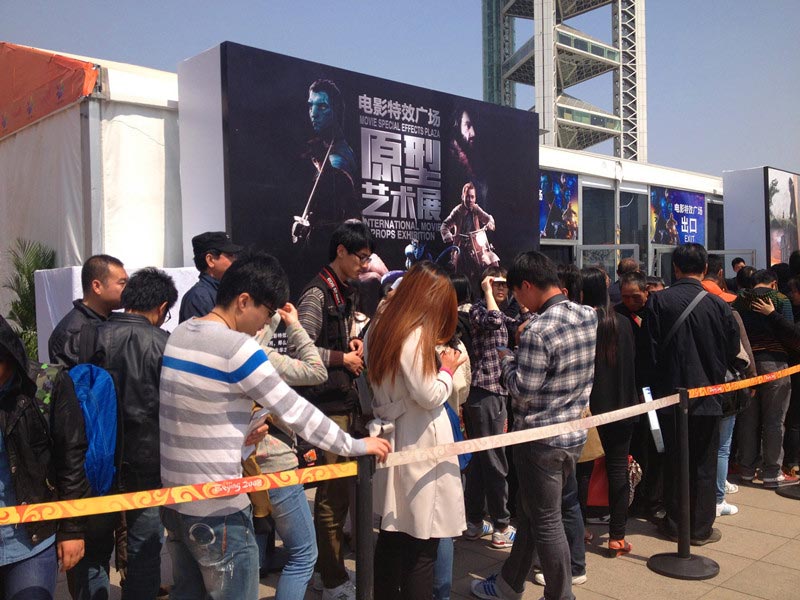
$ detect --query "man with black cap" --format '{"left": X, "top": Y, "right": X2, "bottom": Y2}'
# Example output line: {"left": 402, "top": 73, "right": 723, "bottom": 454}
{"left": 179, "top": 231, "right": 243, "bottom": 322}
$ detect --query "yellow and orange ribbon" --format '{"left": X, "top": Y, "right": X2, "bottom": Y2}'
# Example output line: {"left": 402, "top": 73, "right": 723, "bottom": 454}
{"left": 0, "top": 462, "right": 356, "bottom": 526}
{"left": 5, "top": 362, "right": 799, "bottom": 525}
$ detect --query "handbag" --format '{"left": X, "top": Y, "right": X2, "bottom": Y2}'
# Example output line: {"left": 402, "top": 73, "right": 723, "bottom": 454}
{"left": 587, "top": 455, "right": 643, "bottom": 508}
{"left": 444, "top": 402, "right": 471, "bottom": 471}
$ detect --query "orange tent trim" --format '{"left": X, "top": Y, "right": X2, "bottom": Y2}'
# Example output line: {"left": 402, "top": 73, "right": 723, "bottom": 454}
{"left": 0, "top": 42, "right": 99, "bottom": 139}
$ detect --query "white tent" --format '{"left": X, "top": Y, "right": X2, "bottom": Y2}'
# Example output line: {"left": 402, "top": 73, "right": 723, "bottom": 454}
{"left": 0, "top": 43, "right": 182, "bottom": 315}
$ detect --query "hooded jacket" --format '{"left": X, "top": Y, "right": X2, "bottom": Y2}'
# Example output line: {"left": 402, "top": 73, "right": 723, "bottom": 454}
{"left": 0, "top": 316, "right": 90, "bottom": 545}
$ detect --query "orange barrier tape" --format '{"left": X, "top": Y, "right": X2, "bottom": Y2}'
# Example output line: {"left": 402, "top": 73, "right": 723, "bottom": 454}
{"left": 8, "top": 361, "right": 800, "bottom": 525}
{"left": 0, "top": 462, "right": 357, "bottom": 526}
{"left": 688, "top": 363, "right": 800, "bottom": 399}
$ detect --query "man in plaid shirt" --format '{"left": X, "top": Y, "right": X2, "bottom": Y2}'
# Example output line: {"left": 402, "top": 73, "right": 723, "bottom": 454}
{"left": 472, "top": 251, "right": 597, "bottom": 600}
{"left": 463, "top": 267, "right": 529, "bottom": 549}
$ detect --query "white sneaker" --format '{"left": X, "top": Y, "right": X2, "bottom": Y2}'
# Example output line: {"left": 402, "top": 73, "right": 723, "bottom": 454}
{"left": 491, "top": 525, "right": 516, "bottom": 549}
{"left": 716, "top": 501, "right": 739, "bottom": 516}
{"left": 463, "top": 519, "right": 494, "bottom": 540}
{"left": 321, "top": 579, "right": 356, "bottom": 600}
{"left": 312, "top": 568, "right": 355, "bottom": 592}
{"left": 725, "top": 480, "right": 739, "bottom": 494}
{"left": 533, "top": 572, "right": 587, "bottom": 586}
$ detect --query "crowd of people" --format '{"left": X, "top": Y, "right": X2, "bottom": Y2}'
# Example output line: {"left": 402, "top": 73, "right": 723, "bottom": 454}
{"left": 2, "top": 220, "right": 799, "bottom": 600}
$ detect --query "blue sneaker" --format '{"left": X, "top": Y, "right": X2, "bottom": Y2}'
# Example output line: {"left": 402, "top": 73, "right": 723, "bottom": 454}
{"left": 463, "top": 519, "right": 494, "bottom": 540}
{"left": 471, "top": 574, "right": 510, "bottom": 599}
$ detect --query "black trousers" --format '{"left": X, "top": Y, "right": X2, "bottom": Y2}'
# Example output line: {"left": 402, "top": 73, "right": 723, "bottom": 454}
{"left": 659, "top": 409, "right": 720, "bottom": 540}
{"left": 374, "top": 530, "right": 440, "bottom": 600}
{"left": 598, "top": 420, "right": 635, "bottom": 540}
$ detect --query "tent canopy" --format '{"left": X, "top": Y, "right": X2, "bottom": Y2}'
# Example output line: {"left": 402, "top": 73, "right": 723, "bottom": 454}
{"left": 0, "top": 42, "right": 98, "bottom": 140}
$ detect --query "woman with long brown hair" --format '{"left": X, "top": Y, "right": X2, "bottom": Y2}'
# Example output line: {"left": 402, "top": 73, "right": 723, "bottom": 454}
{"left": 367, "top": 261, "right": 467, "bottom": 599}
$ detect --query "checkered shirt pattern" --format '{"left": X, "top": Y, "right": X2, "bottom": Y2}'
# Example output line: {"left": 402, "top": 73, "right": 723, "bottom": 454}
{"left": 469, "top": 300, "right": 519, "bottom": 395}
{"left": 502, "top": 299, "right": 598, "bottom": 448}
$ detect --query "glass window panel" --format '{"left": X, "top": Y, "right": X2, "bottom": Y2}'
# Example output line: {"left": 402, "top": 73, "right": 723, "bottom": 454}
{"left": 582, "top": 187, "right": 615, "bottom": 245}
{"left": 707, "top": 202, "right": 724, "bottom": 250}
{"left": 619, "top": 191, "right": 648, "bottom": 255}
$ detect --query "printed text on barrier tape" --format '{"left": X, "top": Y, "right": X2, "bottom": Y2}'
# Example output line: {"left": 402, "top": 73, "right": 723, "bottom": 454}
{"left": 688, "top": 363, "right": 800, "bottom": 399}
{"left": 379, "top": 393, "right": 680, "bottom": 469}
{"left": 0, "top": 462, "right": 357, "bottom": 526}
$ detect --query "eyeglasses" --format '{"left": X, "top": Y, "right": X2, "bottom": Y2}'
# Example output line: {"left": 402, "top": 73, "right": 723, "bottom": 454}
{"left": 352, "top": 251, "right": 372, "bottom": 264}
{"left": 491, "top": 281, "right": 509, "bottom": 288}
{"left": 265, "top": 305, "right": 276, "bottom": 319}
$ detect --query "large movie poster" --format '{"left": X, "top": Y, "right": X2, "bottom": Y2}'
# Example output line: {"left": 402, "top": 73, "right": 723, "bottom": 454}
{"left": 767, "top": 167, "right": 800, "bottom": 265}
{"left": 650, "top": 186, "right": 705, "bottom": 246}
{"left": 539, "top": 170, "right": 578, "bottom": 240}
{"left": 220, "top": 43, "right": 539, "bottom": 306}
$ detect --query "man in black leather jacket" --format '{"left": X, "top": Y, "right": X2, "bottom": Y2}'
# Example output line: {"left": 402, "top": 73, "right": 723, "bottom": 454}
{"left": 48, "top": 254, "right": 128, "bottom": 368}
{"left": 70, "top": 268, "right": 177, "bottom": 600}
{"left": 0, "top": 315, "right": 90, "bottom": 594}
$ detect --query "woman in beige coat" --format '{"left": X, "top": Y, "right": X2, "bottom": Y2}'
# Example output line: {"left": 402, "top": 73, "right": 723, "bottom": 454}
{"left": 367, "top": 261, "right": 468, "bottom": 600}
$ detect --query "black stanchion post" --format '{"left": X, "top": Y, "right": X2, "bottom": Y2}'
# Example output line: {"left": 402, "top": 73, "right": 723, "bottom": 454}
{"left": 647, "top": 388, "right": 719, "bottom": 580}
{"left": 355, "top": 455, "right": 375, "bottom": 600}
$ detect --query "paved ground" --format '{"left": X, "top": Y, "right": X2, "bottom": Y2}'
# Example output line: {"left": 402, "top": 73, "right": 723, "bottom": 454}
{"left": 55, "top": 482, "right": 800, "bottom": 599}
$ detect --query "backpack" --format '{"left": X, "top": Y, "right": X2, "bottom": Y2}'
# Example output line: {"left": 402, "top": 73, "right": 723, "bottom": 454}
{"left": 68, "top": 363, "right": 118, "bottom": 495}
{"left": 30, "top": 359, "right": 118, "bottom": 495}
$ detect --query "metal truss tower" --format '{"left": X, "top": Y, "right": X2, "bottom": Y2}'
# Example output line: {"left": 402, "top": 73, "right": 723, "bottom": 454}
{"left": 483, "top": 0, "right": 648, "bottom": 161}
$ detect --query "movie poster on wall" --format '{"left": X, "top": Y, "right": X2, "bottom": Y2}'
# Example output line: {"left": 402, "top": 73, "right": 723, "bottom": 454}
{"left": 218, "top": 43, "right": 539, "bottom": 308}
{"left": 539, "top": 170, "right": 578, "bottom": 240}
{"left": 767, "top": 168, "right": 800, "bottom": 265}
{"left": 650, "top": 186, "right": 705, "bottom": 246}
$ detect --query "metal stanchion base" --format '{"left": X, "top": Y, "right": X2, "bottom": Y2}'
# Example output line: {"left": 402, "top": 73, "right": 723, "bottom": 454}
{"left": 647, "top": 553, "right": 719, "bottom": 580}
{"left": 776, "top": 485, "right": 800, "bottom": 500}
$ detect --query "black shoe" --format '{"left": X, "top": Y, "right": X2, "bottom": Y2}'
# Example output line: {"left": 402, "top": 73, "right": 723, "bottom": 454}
{"left": 691, "top": 527, "right": 722, "bottom": 546}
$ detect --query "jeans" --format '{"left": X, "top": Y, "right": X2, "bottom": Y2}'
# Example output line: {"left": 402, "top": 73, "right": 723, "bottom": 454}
{"left": 532, "top": 470, "right": 585, "bottom": 578}
{"left": 717, "top": 415, "right": 736, "bottom": 503}
{"left": 432, "top": 537, "right": 454, "bottom": 600}
{"left": 499, "top": 442, "right": 582, "bottom": 600}
{"left": 598, "top": 420, "right": 635, "bottom": 540}
{"left": 374, "top": 530, "right": 439, "bottom": 600}
{"left": 269, "top": 484, "right": 318, "bottom": 600}
{"left": 69, "top": 508, "right": 162, "bottom": 600}
{"left": 315, "top": 413, "right": 353, "bottom": 589}
{"left": 0, "top": 542, "right": 56, "bottom": 599}
{"left": 464, "top": 389, "right": 510, "bottom": 529}
{"left": 161, "top": 505, "right": 260, "bottom": 600}
{"left": 738, "top": 359, "right": 791, "bottom": 479}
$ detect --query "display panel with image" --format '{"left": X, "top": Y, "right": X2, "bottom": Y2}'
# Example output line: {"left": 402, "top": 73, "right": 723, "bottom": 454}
{"left": 650, "top": 186, "right": 705, "bottom": 246}
{"left": 767, "top": 168, "right": 800, "bottom": 265}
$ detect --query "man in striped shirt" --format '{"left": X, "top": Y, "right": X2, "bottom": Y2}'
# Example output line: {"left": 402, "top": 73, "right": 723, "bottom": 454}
{"left": 160, "top": 251, "right": 389, "bottom": 600}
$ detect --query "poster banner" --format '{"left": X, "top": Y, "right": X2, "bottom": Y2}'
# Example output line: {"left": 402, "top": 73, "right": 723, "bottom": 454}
{"left": 767, "top": 168, "right": 800, "bottom": 265}
{"left": 539, "top": 169, "right": 578, "bottom": 240}
{"left": 650, "top": 186, "right": 705, "bottom": 246}
{"left": 219, "top": 43, "right": 539, "bottom": 306}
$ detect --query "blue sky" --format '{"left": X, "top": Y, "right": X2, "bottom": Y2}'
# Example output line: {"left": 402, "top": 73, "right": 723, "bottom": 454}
{"left": 4, "top": 0, "right": 798, "bottom": 176}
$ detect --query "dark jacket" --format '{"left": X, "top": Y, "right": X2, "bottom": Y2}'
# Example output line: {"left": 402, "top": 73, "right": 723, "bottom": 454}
{"left": 90, "top": 313, "right": 168, "bottom": 491}
{"left": 590, "top": 312, "right": 639, "bottom": 417}
{"left": 294, "top": 270, "right": 357, "bottom": 414}
{"left": 179, "top": 273, "right": 219, "bottom": 323}
{"left": 733, "top": 288, "right": 795, "bottom": 361}
{"left": 48, "top": 300, "right": 106, "bottom": 368}
{"left": 644, "top": 278, "right": 740, "bottom": 415}
{"left": 0, "top": 316, "right": 90, "bottom": 546}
